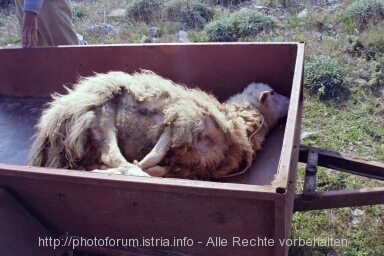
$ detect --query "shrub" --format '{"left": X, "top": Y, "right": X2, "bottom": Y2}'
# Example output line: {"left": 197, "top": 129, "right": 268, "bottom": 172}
{"left": 204, "top": 19, "right": 236, "bottom": 42}
{"left": 126, "top": 0, "right": 161, "bottom": 24}
{"left": 359, "top": 27, "right": 384, "bottom": 60}
{"left": 181, "top": 2, "right": 213, "bottom": 29}
{"left": 208, "top": 0, "right": 247, "bottom": 7}
{"left": 164, "top": 0, "right": 213, "bottom": 29}
{"left": 341, "top": 0, "right": 384, "bottom": 32}
{"left": 304, "top": 55, "right": 344, "bottom": 98}
{"left": 0, "top": 0, "right": 12, "bottom": 9}
{"left": 72, "top": 4, "right": 88, "bottom": 20}
{"left": 231, "top": 10, "right": 278, "bottom": 37}
{"left": 204, "top": 10, "right": 278, "bottom": 42}
{"left": 346, "top": 36, "right": 364, "bottom": 57}
{"left": 164, "top": 0, "right": 184, "bottom": 22}
{"left": 0, "top": 11, "right": 6, "bottom": 26}
{"left": 346, "top": 27, "right": 384, "bottom": 60}
{"left": 266, "top": 0, "right": 295, "bottom": 8}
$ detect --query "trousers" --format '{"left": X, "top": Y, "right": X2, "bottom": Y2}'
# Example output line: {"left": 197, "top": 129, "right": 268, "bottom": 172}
{"left": 15, "top": 0, "right": 79, "bottom": 46}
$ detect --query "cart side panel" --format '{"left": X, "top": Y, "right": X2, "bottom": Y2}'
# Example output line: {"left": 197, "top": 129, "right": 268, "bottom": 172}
{"left": 272, "top": 42, "right": 305, "bottom": 255}
{"left": 0, "top": 43, "right": 296, "bottom": 101}
{"left": 0, "top": 189, "right": 64, "bottom": 256}
{"left": 1, "top": 174, "right": 277, "bottom": 255}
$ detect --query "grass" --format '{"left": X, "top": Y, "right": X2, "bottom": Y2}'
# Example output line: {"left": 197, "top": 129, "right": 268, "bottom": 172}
{"left": 1, "top": 0, "right": 384, "bottom": 255}
{"left": 301, "top": 97, "right": 384, "bottom": 159}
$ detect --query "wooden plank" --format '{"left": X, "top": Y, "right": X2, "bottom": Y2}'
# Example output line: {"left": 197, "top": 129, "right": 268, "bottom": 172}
{"left": 272, "top": 42, "right": 304, "bottom": 256}
{"left": 0, "top": 189, "right": 63, "bottom": 256}
{"left": 0, "top": 43, "right": 297, "bottom": 100}
{"left": 0, "top": 174, "right": 276, "bottom": 256}
{"left": 0, "top": 164, "right": 279, "bottom": 199}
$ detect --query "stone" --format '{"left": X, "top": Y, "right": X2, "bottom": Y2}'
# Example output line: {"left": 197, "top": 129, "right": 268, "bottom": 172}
{"left": 108, "top": 9, "right": 126, "bottom": 19}
{"left": 148, "top": 27, "right": 159, "bottom": 37}
{"left": 86, "top": 24, "right": 115, "bottom": 36}
{"left": 178, "top": 30, "right": 190, "bottom": 43}
{"left": 347, "top": 58, "right": 355, "bottom": 65}
{"left": 140, "top": 35, "right": 151, "bottom": 43}
{"left": 301, "top": 131, "right": 318, "bottom": 140}
{"left": 351, "top": 209, "right": 365, "bottom": 216}
{"left": 357, "top": 70, "right": 369, "bottom": 79}
{"left": 327, "top": 0, "right": 340, "bottom": 4}
{"left": 297, "top": 9, "right": 308, "bottom": 19}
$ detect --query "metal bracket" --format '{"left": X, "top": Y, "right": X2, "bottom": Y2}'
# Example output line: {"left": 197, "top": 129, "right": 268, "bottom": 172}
{"left": 303, "top": 150, "right": 318, "bottom": 197}
{"left": 294, "top": 145, "right": 384, "bottom": 212}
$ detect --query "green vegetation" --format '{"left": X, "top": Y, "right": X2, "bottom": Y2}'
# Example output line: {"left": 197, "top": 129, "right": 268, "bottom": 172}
{"left": 359, "top": 26, "right": 384, "bottom": 60}
{"left": 205, "top": 19, "right": 235, "bottom": 41}
{"left": 126, "top": 0, "right": 161, "bottom": 23}
{"left": 0, "top": 0, "right": 11, "bottom": 9}
{"left": 341, "top": 0, "right": 384, "bottom": 32}
{"left": 72, "top": 4, "right": 88, "bottom": 21}
{"left": 125, "top": 0, "right": 213, "bottom": 28}
{"left": 231, "top": 10, "right": 278, "bottom": 37}
{"left": 1, "top": 0, "right": 383, "bottom": 255}
{"left": 0, "top": 11, "right": 6, "bottom": 26}
{"left": 164, "top": 0, "right": 213, "bottom": 29}
{"left": 205, "top": 9, "right": 278, "bottom": 41}
{"left": 296, "top": 91, "right": 384, "bottom": 255}
{"left": 304, "top": 55, "right": 344, "bottom": 98}
{"left": 183, "top": 2, "right": 214, "bottom": 28}
{"left": 208, "top": 0, "right": 247, "bottom": 7}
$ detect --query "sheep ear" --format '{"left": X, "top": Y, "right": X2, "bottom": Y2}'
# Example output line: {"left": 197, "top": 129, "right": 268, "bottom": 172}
{"left": 259, "top": 91, "right": 269, "bottom": 103}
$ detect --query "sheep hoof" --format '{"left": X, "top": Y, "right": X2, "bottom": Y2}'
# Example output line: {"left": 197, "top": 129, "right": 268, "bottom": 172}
{"left": 92, "top": 168, "right": 124, "bottom": 175}
{"left": 144, "top": 166, "right": 169, "bottom": 177}
{"left": 92, "top": 164, "right": 150, "bottom": 177}
{"left": 124, "top": 166, "right": 151, "bottom": 177}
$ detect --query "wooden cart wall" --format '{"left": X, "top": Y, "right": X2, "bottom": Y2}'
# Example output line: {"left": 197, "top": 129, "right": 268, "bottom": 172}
{"left": 0, "top": 43, "right": 304, "bottom": 256}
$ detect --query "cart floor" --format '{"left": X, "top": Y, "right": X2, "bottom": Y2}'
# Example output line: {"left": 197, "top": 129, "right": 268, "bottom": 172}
{"left": 0, "top": 96, "right": 47, "bottom": 166}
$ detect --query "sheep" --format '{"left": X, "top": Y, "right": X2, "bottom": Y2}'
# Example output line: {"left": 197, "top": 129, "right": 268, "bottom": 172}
{"left": 28, "top": 70, "right": 290, "bottom": 180}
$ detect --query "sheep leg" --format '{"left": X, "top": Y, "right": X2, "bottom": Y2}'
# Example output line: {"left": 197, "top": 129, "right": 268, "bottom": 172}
{"left": 91, "top": 104, "right": 149, "bottom": 177}
{"left": 91, "top": 130, "right": 149, "bottom": 177}
{"left": 136, "top": 128, "right": 172, "bottom": 171}
{"left": 92, "top": 132, "right": 149, "bottom": 177}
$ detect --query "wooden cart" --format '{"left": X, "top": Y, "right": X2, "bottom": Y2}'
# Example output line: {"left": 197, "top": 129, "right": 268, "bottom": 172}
{"left": 0, "top": 43, "right": 383, "bottom": 256}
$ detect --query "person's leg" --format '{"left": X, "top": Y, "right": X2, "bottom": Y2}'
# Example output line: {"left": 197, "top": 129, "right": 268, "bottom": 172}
{"left": 14, "top": 0, "right": 47, "bottom": 46}
{"left": 36, "top": 0, "right": 79, "bottom": 45}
